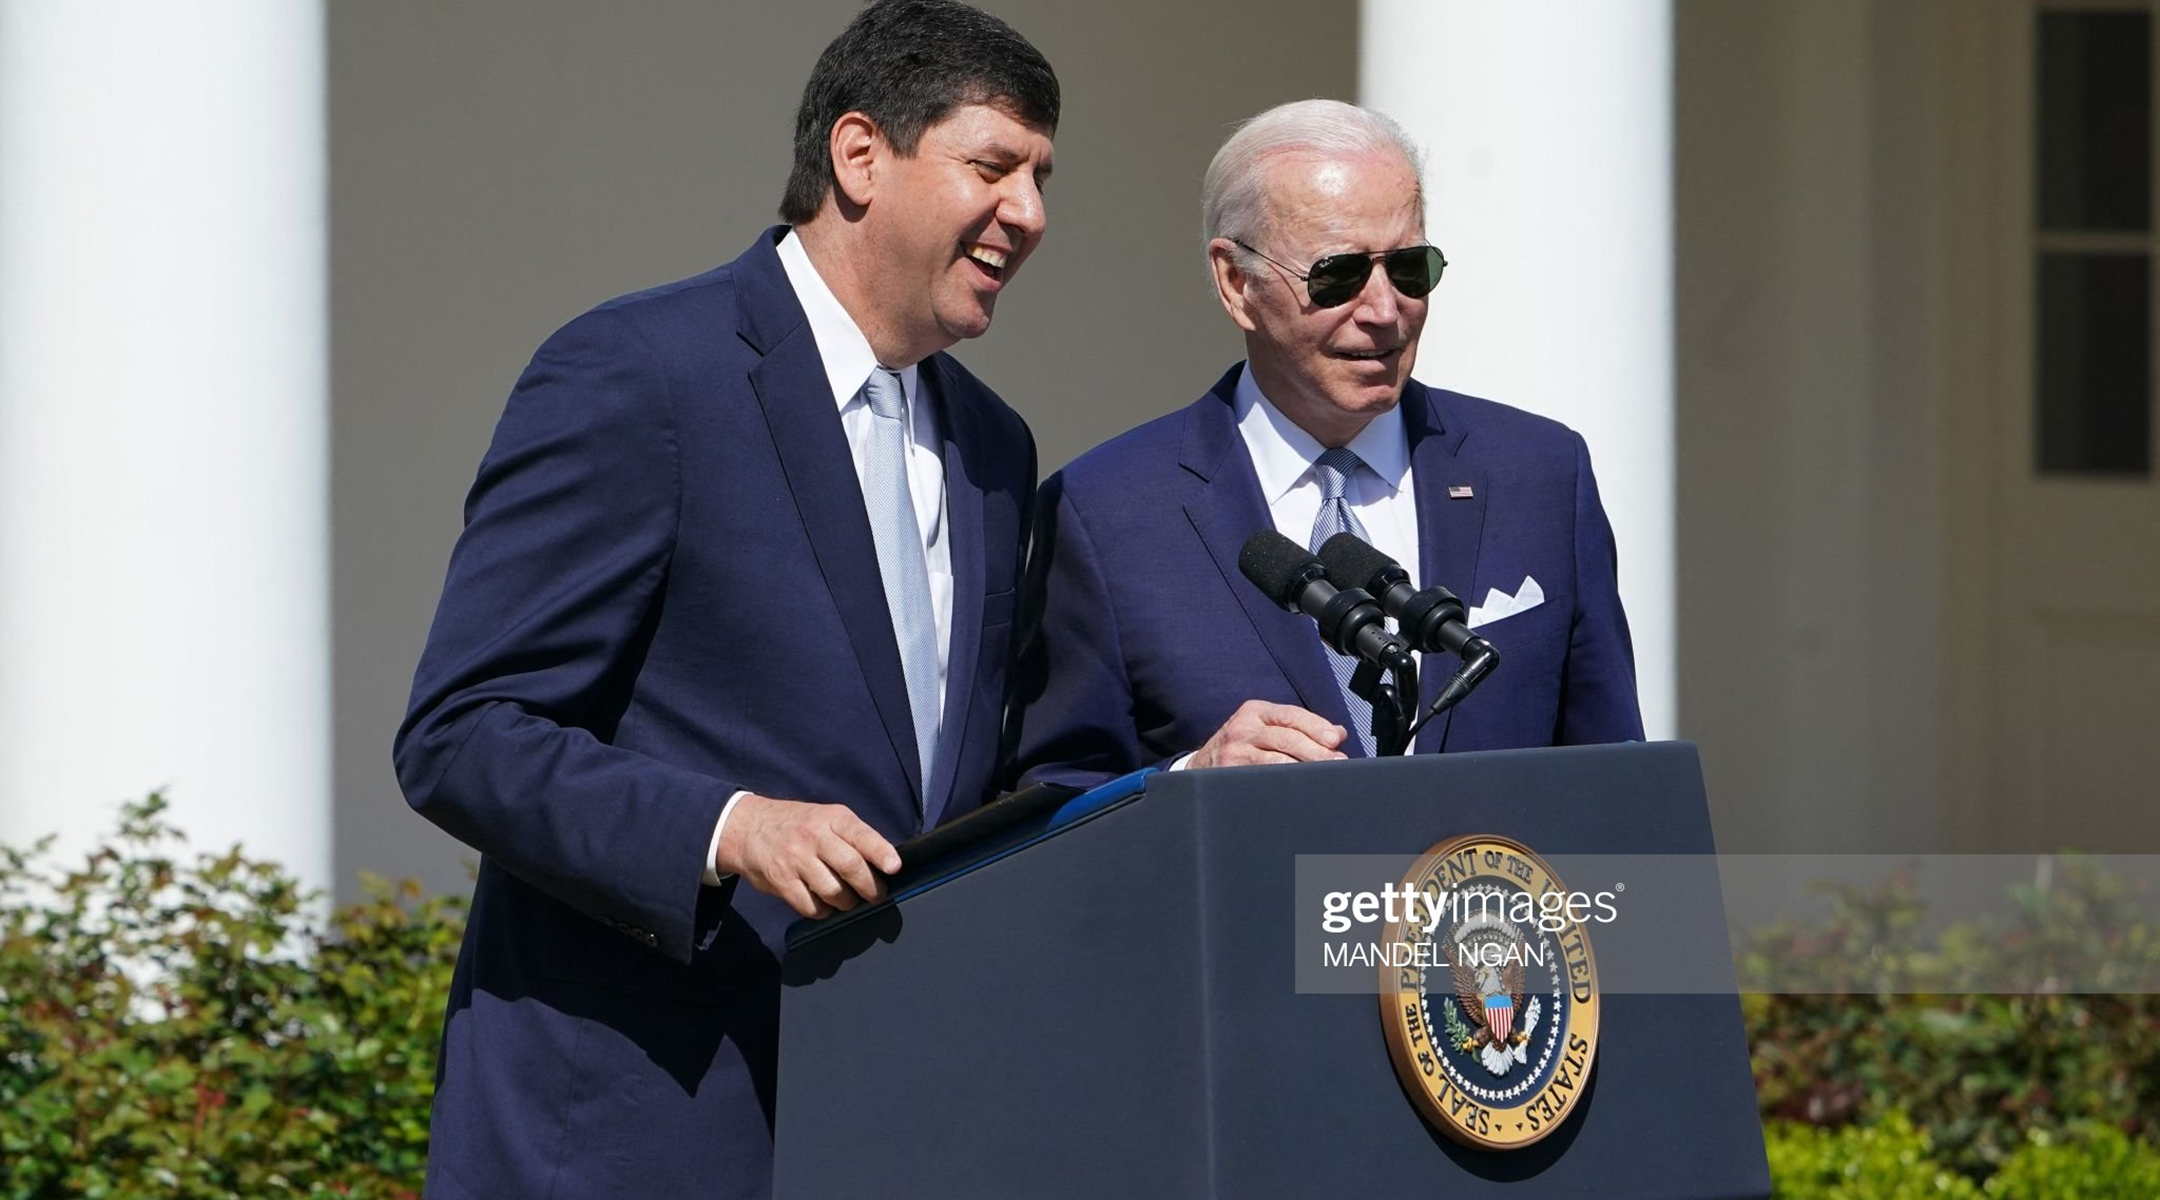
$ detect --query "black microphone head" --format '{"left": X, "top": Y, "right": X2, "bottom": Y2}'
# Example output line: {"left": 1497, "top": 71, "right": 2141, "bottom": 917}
{"left": 1317, "top": 531, "right": 1403, "bottom": 593}
{"left": 1238, "top": 530, "right": 1326, "bottom": 610}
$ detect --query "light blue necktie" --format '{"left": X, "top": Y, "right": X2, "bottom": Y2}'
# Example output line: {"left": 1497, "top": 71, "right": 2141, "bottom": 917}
{"left": 860, "top": 368, "right": 942, "bottom": 811}
{"left": 1308, "top": 446, "right": 1376, "bottom": 755}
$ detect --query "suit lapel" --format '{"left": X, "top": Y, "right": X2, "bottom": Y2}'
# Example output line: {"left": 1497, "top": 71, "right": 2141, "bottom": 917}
{"left": 1405, "top": 382, "right": 1487, "bottom": 752}
{"left": 738, "top": 232, "right": 927, "bottom": 807}
{"left": 1178, "top": 370, "right": 1364, "bottom": 743}
{"left": 922, "top": 358, "right": 984, "bottom": 826}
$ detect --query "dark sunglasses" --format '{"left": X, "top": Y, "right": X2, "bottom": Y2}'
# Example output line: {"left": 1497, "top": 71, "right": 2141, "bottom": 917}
{"left": 1231, "top": 239, "right": 1448, "bottom": 308}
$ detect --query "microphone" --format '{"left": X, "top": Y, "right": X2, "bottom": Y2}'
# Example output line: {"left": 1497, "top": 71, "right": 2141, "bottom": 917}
{"left": 1237, "top": 531, "right": 1413, "bottom": 669}
{"left": 1315, "top": 532, "right": 1501, "bottom": 725}
{"left": 1316, "top": 533, "right": 1487, "bottom": 658}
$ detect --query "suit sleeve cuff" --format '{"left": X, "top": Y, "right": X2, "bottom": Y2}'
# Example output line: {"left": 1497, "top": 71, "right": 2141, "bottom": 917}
{"left": 702, "top": 789, "right": 751, "bottom": 886}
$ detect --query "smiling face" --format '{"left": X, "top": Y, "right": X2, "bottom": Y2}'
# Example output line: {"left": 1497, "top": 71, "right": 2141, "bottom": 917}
{"left": 850, "top": 102, "right": 1053, "bottom": 365}
{"left": 1210, "top": 150, "right": 1427, "bottom": 447}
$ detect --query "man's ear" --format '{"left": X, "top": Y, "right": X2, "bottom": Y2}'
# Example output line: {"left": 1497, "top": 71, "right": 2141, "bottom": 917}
{"left": 1208, "top": 239, "right": 1260, "bottom": 334}
{"left": 829, "top": 112, "right": 882, "bottom": 208}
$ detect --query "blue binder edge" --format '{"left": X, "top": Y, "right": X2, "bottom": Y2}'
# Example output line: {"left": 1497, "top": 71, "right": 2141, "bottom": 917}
{"left": 785, "top": 769, "right": 1156, "bottom": 953}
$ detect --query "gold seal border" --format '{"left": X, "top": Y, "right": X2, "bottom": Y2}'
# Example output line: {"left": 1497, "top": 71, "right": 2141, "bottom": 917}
{"left": 1376, "top": 834, "right": 1602, "bottom": 1151}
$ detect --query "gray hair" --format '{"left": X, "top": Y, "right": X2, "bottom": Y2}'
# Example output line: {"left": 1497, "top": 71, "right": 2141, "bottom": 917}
{"left": 1201, "top": 98, "right": 1426, "bottom": 255}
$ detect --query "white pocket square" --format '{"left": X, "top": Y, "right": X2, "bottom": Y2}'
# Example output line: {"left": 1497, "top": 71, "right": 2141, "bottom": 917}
{"left": 1466, "top": 576, "right": 1545, "bottom": 629}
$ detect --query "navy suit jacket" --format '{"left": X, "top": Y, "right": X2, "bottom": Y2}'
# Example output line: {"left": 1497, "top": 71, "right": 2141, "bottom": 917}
{"left": 394, "top": 228, "right": 1034, "bottom": 1199}
{"left": 1010, "top": 366, "right": 1641, "bottom": 789}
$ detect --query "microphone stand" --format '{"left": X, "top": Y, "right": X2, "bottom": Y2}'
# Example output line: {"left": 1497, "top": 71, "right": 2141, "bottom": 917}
{"left": 1350, "top": 636, "right": 1503, "bottom": 754}
{"left": 1348, "top": 645, "right": 1420, "bottom": 757}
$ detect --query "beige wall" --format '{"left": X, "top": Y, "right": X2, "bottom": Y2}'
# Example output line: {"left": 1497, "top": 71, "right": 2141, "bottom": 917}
{"left": 1676, "top": 0, "right": 2160, "bottom": 856}
{"left": 327, "top": 1, "right": 1358, "bottom": 897}
{"left": 1674, "top": 0, "right": 1946, "bottom": 852}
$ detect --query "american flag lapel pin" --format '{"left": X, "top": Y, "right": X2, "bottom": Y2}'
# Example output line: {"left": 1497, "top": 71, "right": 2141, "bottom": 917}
{"left": 1448, "top": 484, "right": 1475, "bottom": 499}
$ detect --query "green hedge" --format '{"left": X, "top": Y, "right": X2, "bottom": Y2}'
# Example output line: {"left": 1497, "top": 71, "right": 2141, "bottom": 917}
{"left": 1765, "top": 1113, "right": 1982, "bottom": 1199}
{"left": 1983, "top": 1124, "right": 2160, "bottom": 1198}
{"left": 0, "top": 797, "right": 460, "bottom": 1199}
{"left": 4, "top": 799, "right": 2157, "bottom": 1196}
{"left": 1765, "top": 1115, "right": 2160, "bottom": 1198}
{"left": 1744, "top": 862, "right": 2160, "bottom": 1181}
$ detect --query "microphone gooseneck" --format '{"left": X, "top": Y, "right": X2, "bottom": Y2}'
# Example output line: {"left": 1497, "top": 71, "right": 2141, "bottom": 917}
{"left": 1312, "top": 532, "right": 1502, "bottom": 737}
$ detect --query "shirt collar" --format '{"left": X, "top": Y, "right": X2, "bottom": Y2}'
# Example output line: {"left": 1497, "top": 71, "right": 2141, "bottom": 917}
{"left": 776, "top": 228, "right": 919, "bottom": 411}
{"left": 1232, "top": 363, "right": 1410, "bottom": 505}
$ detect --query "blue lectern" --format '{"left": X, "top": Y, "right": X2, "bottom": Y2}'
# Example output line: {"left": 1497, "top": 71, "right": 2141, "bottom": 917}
{"left": 774, "top": 742, "right": 1769, "bottom": 1200}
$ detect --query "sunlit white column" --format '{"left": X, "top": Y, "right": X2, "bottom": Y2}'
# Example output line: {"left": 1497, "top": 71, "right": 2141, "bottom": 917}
{"left": 1362, "top": 1, "right": 1676, "bottom": 740}
{"left": 0, "top": 2, "right": 329, "bottom": 885}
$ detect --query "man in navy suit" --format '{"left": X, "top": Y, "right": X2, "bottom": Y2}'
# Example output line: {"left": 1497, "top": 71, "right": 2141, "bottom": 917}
{"left": 1011, "top": 99, "right": 1641, "bottom": 789}
{"left": 393, "top": 3, "right": 1056, "bottom": 1195}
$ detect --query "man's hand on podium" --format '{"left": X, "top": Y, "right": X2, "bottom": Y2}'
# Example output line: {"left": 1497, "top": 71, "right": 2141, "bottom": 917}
{"left": 714, "top": 794, "right": 901, "bottom": 918}
{"left": 1187, "top": 700, "right": 1349, "bottom": 769}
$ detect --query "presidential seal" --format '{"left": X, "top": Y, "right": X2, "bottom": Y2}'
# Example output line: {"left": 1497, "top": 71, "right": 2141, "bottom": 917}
{"left": 1377, "top": 835, "right": 1600, "bottom": 1150}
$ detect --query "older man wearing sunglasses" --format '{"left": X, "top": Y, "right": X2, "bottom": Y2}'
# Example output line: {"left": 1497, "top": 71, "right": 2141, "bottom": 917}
{"left": 1008, "top": 98, "right": 1642, "bottom": 787}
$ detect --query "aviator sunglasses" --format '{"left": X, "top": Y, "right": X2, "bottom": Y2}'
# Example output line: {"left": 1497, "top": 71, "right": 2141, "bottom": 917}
{"left": 1231, "top": 239, "right": 1448, "bottom": 309}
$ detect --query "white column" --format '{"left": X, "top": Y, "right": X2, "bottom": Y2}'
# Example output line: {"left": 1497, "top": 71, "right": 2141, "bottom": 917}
{"left": 1362, "top": 1, "right": 1676, "bottom": 740}
{"left": 0, "top": 2, "right": 329, "bottom": 886}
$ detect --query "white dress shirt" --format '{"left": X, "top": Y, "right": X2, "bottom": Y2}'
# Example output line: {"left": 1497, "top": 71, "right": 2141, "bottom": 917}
{"left": 704, "top": 230, "right": 953, "bottom": 883}
{"left": 1232, "top": 365, "right": 1419, "bottom": 592}
{"left": 1172, "top": 365, "right": 1422, "bottom": 767}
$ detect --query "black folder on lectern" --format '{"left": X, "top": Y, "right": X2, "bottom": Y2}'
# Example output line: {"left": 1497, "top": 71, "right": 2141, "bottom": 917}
{"left": 775, "top": 742, "right": 1770, "bottom": 1200}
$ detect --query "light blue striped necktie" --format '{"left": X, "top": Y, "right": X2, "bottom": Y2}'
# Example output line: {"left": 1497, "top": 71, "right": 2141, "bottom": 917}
{"left": 1308, "top": 446, "right": 1376, "bottom": 755}
{"left": 860, "top": 367, "right": 942, "bottom": 811}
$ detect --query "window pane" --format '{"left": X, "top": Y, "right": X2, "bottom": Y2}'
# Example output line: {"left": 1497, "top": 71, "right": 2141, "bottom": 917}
{"left": 2038, "top": 10, "right": 2151, "bottom": 233}
{"left": 2036, "top": 251, "right": 2151, "bottom": 476}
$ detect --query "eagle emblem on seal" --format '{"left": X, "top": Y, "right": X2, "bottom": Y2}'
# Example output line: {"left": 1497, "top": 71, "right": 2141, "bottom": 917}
{"left": 1448, "top": 908, "right": 1544, "bottom": 1076}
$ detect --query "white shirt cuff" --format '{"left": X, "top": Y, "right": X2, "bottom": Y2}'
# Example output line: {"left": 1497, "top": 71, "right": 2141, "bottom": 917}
{"left": 1167, "top": 752, "right": 1197, "bottom": 772}
{"left": 703, "top": 789, "right": 751, "bottom": 886}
